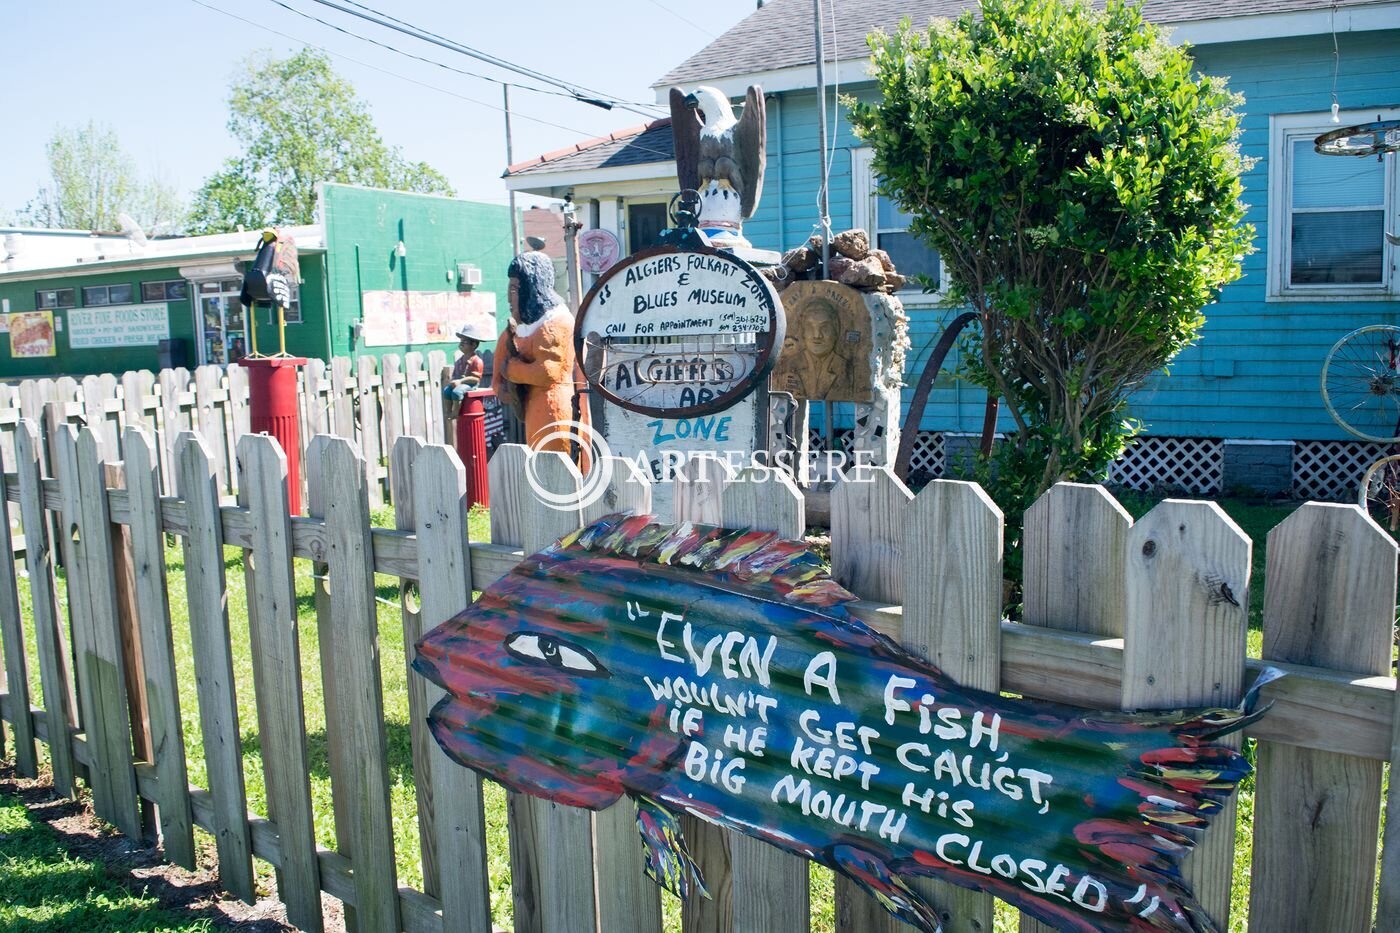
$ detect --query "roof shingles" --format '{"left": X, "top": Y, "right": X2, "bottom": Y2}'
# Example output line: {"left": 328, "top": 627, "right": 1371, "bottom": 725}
{"left": 653, "top": 0, "right": 1394, "bottom": 88}
{"left": 505, "top": 118, "right": 676, "bottom": 177}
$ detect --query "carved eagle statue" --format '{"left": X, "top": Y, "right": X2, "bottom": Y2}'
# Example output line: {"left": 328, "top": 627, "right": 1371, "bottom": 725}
{"left": 670, "top": 85, "right": 767, "bottom": 221}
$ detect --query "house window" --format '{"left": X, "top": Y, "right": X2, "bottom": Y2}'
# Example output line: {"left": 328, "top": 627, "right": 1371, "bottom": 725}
{"left": 1270, "top": 109, "right": 1398, "bottom": 298}
{"left": 142, "top": 280, "right": 189, "bottom": 302}
{"left": 34, "top": 288, "right": 75, "bottom": 310}
{"left": 852, "top": 148, "right": 946, "bottom": 300}
{"left": 81, "top": 284, "right": 135, "bottom": 306}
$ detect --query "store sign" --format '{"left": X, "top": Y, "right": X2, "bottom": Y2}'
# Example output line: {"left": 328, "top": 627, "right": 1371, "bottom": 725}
{"left": 362, "top": 290, "right": 498, "bottom": 346}
{"left": 576, "top": 245, "right": 783, "bottom": 418}
{"left": 68, "top": 303, "right": 171, "bottom": 349}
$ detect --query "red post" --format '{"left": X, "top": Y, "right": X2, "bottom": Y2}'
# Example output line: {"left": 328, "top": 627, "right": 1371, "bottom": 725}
{"left": 456, "top": 388, "right": 493, "bottom": 509}
{"left": 241, "top": 356, "right": 308, "bottom": 514}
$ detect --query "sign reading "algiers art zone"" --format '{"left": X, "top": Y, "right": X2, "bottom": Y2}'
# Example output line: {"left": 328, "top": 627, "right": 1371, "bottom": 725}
{"left": 415, "top": 514, "right": 1276, "bottom": 933}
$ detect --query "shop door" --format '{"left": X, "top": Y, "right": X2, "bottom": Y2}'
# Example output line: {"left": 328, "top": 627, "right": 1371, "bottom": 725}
{"left": 196, "top": 279, "right": 249, "bottom": 365}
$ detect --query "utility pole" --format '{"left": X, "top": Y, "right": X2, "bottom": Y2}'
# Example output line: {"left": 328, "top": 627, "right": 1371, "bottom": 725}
{"left": 813, "top": 0, "right": 831, "bottom": 274}
{"left": 504, "top": 83, "right": 519, "bottom": 254}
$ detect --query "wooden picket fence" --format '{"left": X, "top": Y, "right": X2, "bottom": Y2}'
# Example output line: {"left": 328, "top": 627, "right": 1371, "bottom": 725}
{"left": 0, "top": 352, "right": 454, "bottom": 517}
{"left": 0, "top": 424, "right": 1398, "bottom": 933}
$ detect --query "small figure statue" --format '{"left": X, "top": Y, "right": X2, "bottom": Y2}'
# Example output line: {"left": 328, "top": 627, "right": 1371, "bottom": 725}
{"left": 492, "top": 250, "right": 591, "bottom": 469}
{"left": 443, "top": 321, "right": 490, "bottom": 412}
{"left": 670, "top": 85, "right": 766, "bottom": 247}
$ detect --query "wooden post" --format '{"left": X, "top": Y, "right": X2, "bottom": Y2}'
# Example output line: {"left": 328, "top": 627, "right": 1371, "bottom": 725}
{"left": 404, "top": 440, "right": 495, "bottom": 933}
{"left": 105, "top": 458, "right": 157, "bottom": 839}
{"left": 238, "top": 434, "right": 324, "bottom": 931}
{"left": 1250, "top": 503, "right": 1397, "bottom": 931}
{"left": 1124, "top": 500, "right": 1250, "bottom": 927}
{"left": 357, "top": 355, "right": 384, "bottom": 506}
{"left": 121, "top": 426, "right": 195, "bottom": 870}
{"left": 176, "top": 431, "right": 255, "bottom": 903}
{"left": 306, "top": 435, "right": 401, "bottom": 933}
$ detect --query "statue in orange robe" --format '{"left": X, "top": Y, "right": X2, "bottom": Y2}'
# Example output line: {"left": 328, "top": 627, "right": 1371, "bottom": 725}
{"left": 492, "top": 251, "right": 591, "bottom": 472}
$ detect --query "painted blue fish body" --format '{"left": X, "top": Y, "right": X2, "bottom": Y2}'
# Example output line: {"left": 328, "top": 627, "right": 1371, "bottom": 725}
{"left": 414, "top": 514, "right": 1274, "bottom": 933}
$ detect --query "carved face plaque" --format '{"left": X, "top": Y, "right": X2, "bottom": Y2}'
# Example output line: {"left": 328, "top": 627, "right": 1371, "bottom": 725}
{"left": 769, "top": 280, "right": 872, "bottom": 402}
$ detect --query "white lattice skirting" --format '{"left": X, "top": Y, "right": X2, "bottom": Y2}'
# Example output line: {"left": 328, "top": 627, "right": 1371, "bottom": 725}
{"left": 1292, "top": 440, "right": 1390, "bottom": 501}
{"left": 1108, "top": 436, "right": 1225, "bottom": 495}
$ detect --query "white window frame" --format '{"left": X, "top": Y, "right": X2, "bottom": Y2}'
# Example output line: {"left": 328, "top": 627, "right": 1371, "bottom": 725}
{"left": 1267, "top": 108, "right": 1399, "bottom": 301}
{"left": 851, "top": 148, "right": 949, "bottom": 304}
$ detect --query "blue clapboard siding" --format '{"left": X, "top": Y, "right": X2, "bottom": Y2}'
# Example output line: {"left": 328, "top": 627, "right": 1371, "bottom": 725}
{"left": 747, "top": 29, "right": 1400, "bottom": 441}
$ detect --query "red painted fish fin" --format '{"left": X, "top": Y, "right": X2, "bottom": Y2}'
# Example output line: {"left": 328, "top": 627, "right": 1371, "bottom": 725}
{"left": 634, "top": 795, "right": 709, "bottom": 901}
{"left": 831, "top": 844, "right": 942, "bottom": 933}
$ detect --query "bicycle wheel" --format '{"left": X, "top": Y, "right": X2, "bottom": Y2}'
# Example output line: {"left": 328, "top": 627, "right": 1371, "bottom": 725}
{"left": 1321, "top": 325, "right": 1400, "bottom": 443}
{"left": 1358, "top": 454, "right": 1400, "bottom": 532}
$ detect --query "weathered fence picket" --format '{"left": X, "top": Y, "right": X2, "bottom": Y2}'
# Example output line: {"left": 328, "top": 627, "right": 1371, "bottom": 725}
{"left": 307, "top": 436, "right": 401, "bottom": 932}
{"left": 497, "top": 445, "right": 596, "bottom": 933}
{"left": 832, "top": 465, "right": 913, "bottom": 933}
{"left": 122, "top": 426, "right": 196, "bottom": 869}
{"left": 238, "top": 434, "right": 323, "bottom": 931}
{"left": 1123, "top": 501, "right": 1250, "bottom": 926}
{"left": 1019, "top": 482, "right": 1132, "bottom": 933}
{"left": 0, "top": 451, "right": 37, "bottom": 777}
{"left": 1249, "top": 503, "right": 1397, "bottom": 930}
{"left": 0, "top": 424, "right": 1397, "bottom": 933}
{"left": 176, "top": 431, "right": 256, "bottom": 903}
{"left": 14, "top": 419, "right": 78, "bottom": 796}
{"left": 405, "top": 440, "right": 495, "bottom": 933}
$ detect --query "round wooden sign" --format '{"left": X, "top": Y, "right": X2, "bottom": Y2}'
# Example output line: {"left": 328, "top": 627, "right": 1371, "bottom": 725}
{"left": 575, "top": 243, "right": 785, "bottom": 418}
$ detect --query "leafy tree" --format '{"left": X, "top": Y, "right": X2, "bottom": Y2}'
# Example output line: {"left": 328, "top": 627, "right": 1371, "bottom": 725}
{"left": 189, "top": 49, "right": 455, "bottom": 233}
{"left": 19, "top": 121, "right": 185, "bottom": 233}
{"left": 850, "top": 0, "right": 1252, "bottom": 578}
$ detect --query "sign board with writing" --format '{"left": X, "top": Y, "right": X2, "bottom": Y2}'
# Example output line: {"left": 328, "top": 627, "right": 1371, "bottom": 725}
{"left": 68, "top": 303, "right": 171, "bottom": 349}
{"left": 362, "top": 290, "right": 498, "bottom": 347}
{"left": 416, "top": 515, "right": 1275, "bottom": 932}
{"left": 577, "top": 244, "right": 784, "bottom": 418}
{"left": 603, "top": 403, "right": 762, "bottom": 516}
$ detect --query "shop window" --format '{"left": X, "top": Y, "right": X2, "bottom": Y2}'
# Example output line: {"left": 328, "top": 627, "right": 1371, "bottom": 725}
{"left": 263, "top": 285, "right": 303, "bottom": 324}
{"left": 1269, "top": 109, "right": 1398, "bottom": 299}
{"left": 81, "top": 284, "right": 135, "bottom": 306}
{"left": 141, "top": 280, "right": 189, "bottom": 302}
{"left": 851, "top": 148, "right": 948, "bottom": 301}
{"left": 34, "top": 288, "right": 75, "bottom": 310}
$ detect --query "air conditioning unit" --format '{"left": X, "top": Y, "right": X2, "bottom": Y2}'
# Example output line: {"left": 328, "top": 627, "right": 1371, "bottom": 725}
{"left": 457, "top": 263, "right": 483, "bottom": 288}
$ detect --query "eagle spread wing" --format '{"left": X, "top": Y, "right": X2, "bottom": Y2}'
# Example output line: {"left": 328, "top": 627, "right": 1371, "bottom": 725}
{"left": 669, "top": 87, "right": 703, "bottom": 193}
{"left": 734, "top": 85, "right": 766, "bottom": 218}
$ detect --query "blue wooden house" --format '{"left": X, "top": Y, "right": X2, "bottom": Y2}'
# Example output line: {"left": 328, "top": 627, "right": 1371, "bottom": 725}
{"left": 505, "top": 0, "right": 1400, "bottom": 498}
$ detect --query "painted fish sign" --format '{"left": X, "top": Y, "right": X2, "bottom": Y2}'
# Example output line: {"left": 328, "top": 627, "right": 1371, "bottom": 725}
{"left": 414, "top": 515, "right": 1278, "bottom": 932}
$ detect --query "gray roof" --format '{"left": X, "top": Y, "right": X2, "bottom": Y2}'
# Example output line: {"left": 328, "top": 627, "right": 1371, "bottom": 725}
{"left": 505, "top": 119, "right": 675, "bottom": 177}
{"left": 655, "top": 0, "right": 1394, "bottom": 88}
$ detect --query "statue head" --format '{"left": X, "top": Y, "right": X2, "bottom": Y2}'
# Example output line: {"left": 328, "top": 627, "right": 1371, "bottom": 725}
{"left": 507, "top": 250, "right": 565, "bottom": 325}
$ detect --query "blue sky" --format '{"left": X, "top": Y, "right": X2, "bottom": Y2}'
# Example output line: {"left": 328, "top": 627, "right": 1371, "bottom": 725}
{"left": 1, "top": 0, "right": 761, "bottom": 221}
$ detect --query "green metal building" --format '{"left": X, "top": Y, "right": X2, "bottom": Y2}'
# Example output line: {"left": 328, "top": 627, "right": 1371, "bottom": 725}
{"left": 0, "top": 183, "right": 513, "bottom": 379}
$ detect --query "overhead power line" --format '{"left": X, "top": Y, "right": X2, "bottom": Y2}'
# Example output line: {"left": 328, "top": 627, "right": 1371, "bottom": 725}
{"left": 303, "top": 0, "right": 666, "bottom": 117}
{"left": 262, "top": 0, "right": 605, "bottom": 106}
{"left": 185, "top": 0, "right": 658, "bottom": 149}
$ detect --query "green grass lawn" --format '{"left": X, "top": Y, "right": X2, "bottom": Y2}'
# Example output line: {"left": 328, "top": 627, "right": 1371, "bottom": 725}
{"left": 7, "top": 492, "right": 1371, "bottom": 933}
{"left": 0, "top": 788, "right": 211, "bottom": 932}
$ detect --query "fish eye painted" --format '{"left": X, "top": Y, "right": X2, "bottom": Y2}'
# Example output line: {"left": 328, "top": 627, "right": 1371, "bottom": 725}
{"left": 505, "top": 631, "right": 610, "bottom": 678}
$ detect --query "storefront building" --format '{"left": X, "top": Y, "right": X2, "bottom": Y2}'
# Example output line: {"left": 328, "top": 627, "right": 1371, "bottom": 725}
{"left": 0, "top": 182, "right": 513, "bottom": 380}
